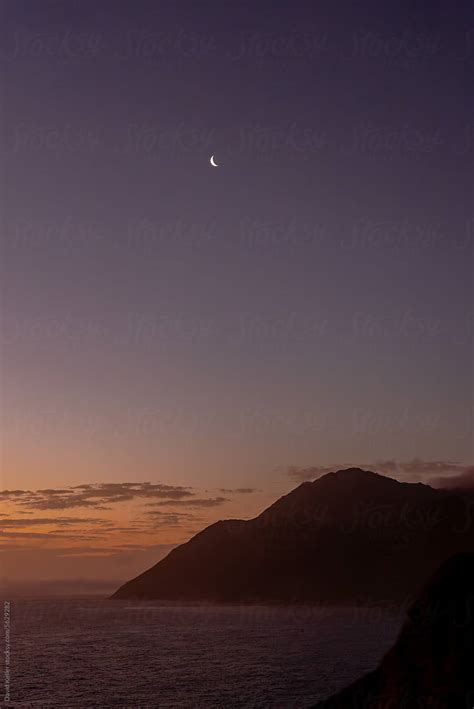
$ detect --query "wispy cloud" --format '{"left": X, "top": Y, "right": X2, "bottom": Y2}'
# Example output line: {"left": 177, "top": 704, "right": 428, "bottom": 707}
{"left": 0, "top": 531, "right": 97, "bottom": 540}
{"left": 0, "top": 482, "right": 194, "bottom": 510}
{"left": 429, "top": 466, "right": 474, "bottom": 490}
{"left": 0, "top": 480, "right": 254, "bottom": 555}
{"left": 0, "top": 516, "right": 111, "bottom": 528}
{"left": 287, "top": 465, "right": 340, "bottom": 481}
{"left": 146, "top": 497, "right": 229, "bottom": 508}
{"left": 0, "top": 490, "right": 31, "bottom": 498}
{"left": 217, "top": 488, "right": 258, "bottom": 494}
{"left": 144, "top": 510, "right": 199, "bottom": 527}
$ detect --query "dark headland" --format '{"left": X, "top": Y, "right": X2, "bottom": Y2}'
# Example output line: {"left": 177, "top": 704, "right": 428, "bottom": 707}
{"left": 111, "top": 468, "right": 474, "bottom": 603}
{"left": 312, "top": 553, "right": 474, "bottom": 708}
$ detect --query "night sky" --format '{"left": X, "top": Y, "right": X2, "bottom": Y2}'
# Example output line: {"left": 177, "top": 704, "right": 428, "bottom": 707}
{"left": 1, "top": 0, "right": 473, "bottom": 587}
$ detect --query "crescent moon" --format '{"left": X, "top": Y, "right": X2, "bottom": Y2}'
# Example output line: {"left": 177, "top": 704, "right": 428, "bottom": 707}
{"left": 210, "top": 155, "right": 218, "bottom": 167}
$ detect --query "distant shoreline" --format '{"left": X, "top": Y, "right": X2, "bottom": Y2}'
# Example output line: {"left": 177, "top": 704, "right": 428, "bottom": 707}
{"left": 6, "top": 595, "right": 409, "bottom": 612}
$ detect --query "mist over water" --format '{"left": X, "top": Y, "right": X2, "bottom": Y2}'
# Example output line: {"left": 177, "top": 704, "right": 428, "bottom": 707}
{"left": 8, "top": 599, "right": 402, "bottom": 707}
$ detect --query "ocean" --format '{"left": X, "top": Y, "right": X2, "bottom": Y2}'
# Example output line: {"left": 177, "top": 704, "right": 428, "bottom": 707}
{"left": 5, "top": 599, "right": 403, "bottom": 707}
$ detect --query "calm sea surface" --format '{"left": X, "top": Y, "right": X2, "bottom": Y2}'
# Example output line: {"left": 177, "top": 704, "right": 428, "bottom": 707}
{"left": 5, "top": 599, "right": 404, "bottom": 708}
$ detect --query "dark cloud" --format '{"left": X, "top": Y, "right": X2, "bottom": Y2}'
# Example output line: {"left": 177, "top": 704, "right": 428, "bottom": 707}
{"left": 429, "top": 466, "right": 474, "bottom": 490}
{"left": 0, "top": 482, "right": 193, "bottom": 510}
{"left": 144, "top": 510, "right": 198, "bottom": 527}
{"left": 0, "top": 490, "right": 30, "bottom": 497}
{"left": 106, "top": 525, "right": 147, "bottom": 533}
{"left": 0, "top": 531, "right": 97, "bottom": 540}
{"left": 217, "top": 488, "right": 258, "bottom": 494}
{"left": 395, "top": 459, "right": 469, "bottom": 476}
{"left": 21, "top": 497, "right": 112, "bottom": 510}
{"left": 0, "top": 517, "right": 110, "bottom": 528}
{"left": 287, "top": 465, "right": 338, "bottom": 481}
{"left": 36, "top": 489, "right": 75, "bottom": 495}
{"left": 147, "top": 497, "right": 229, "bottom": 508}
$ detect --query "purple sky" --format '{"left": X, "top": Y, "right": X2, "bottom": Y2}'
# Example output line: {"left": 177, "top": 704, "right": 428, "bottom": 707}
{"left": 1, "top": 1, "right": 473, "bottom": 584}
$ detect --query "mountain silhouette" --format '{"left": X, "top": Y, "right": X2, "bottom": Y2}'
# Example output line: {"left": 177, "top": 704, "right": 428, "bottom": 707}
{"left": 111, "top": 468, "right": 474, "bottom": 602}
{"left": 312, "top": 552, "right": 474, "bottom": 708}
